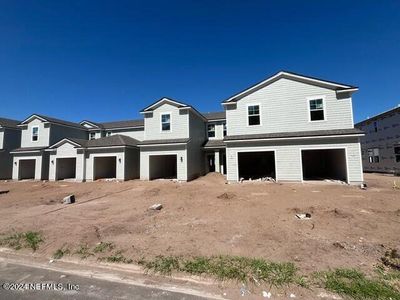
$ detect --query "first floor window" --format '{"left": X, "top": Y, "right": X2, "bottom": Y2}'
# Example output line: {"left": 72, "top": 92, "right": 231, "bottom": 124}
{"left": 368, "top": 148, "right": 380, "bottom": 163}
{"left": 208, "top": 124, "right": 215, "bottom": 138}
{"left": 89, "top": 132, "right": 96, "bottom": 140}
{"left": 394, "top": 146, "right": 400, "bottom": 162}
{"left": 161, "top": 114, "right": 171, "bottom": 131}
{"left": 309, "top": 99, "right": 325, "bottom": 121}
{"left": 32, "top": 127, "right": 39, "bottom": 141}
{"left": 248, "top": 105, "right": 260, "bottom": 126}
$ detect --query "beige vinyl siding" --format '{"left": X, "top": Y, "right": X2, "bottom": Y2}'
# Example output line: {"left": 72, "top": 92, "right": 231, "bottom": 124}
{"left": 226, "top": 78, "right": 354, "bottom": 136}
{"left": 20, "top": 118, "right": 50, "bottom": 148}
{"left": 144, "top": 103, "right": 189, "bottom": 140}
{"left": 226, "top": 137, "right": 363, "bottom": 184}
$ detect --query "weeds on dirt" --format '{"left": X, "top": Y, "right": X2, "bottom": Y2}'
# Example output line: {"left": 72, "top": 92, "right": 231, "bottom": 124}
{"left": 381, "top": 249, "right": 400, "bottom": 270}
{"left": 314, "top": 268, "right": 400, "bottom": 300}
{"left": 74, "top": 244, "right": 94, "bottom": 259}
{"left": 93, "top": 242, "right": 115, "bottom": 253}
{"left": 98, "top": 250, "right": 133, "bottom": 264}
{"left": 138, "top": 255, "right": 304, "bottom": 287}
{"left": 0, "top": 231, "right": 43, "bottom": 251}
{"left": 53, "top": 246, "right": 70, "bottom": 259}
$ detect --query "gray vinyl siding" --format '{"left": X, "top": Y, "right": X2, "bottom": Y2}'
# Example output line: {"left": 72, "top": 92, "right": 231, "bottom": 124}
{"left": 0, "top": 128, "right": 21, "bottom": 179}
{"left": 144, "top": 103, "right": 189, "bottom": 140}
{"left": 21, "top": 118, "right": 50, "bottom": 148}
{"left": 49, "top": 124, "right": 87, "bottom": 145}
{"left": 226, "top": 78, "right": 354, "bottom": 136}
{"left": 356, "top": 110, "right": 400, "bottom": 174}
{"left": 226, "top": 137, "right": 363, "bottom": 184}
{"left": 187, "top": 111, "right": 207, "bottom": 180}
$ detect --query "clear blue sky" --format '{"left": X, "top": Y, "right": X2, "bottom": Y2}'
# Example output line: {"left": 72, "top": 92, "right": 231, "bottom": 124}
{"left": 0, "top": 1, "right": 399, "bottom": 123}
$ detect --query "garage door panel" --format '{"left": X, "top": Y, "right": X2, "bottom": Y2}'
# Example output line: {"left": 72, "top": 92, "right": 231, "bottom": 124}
{"left": 149, "top": 155, "right": 177, "bottom": 180}
{"left": 56, "top": 158, "right": 76, "bottom": 180}
{"left": 94, "top": 157, "right": 117, "bottom": 180}
{"left": 19, "top": 159, "right": 36, "bottom": 180}
{"left": 302, "top": 149, "right": 347, "bottom": 181}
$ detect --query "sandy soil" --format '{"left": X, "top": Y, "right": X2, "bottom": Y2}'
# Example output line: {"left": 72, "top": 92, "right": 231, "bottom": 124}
{"left": 0, "top": 173, "right": 399, "bottom": 298}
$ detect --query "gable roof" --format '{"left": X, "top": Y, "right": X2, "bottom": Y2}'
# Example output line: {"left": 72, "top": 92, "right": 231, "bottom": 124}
{"left": 20, "top": 114, "right": 86, "bottom": 129}
{"left": 222, "top": 70, "right": 358, "bottom": 104}
{"left": 0, "top": 117, "right": 21, "bottom": 129}
{"left": 202, "top": 111, "right": 226, "bottom": 121}
{"left": 141, "top": 97, "right": 191, "bottom": 113}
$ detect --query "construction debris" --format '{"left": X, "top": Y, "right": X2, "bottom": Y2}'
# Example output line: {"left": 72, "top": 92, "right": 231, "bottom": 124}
{"left": 360, "top": 183, "right": 367, "bottom": 190}
{"left": 62, "top": 195, "right": 75, "bottom": 204}
{"left": 262, "top": 290, "right": 272, "bottom": 298}
{"left": 296, "top": 213, "right": 311, "bottom": 220}
{"left": 393, "top": 181, "right": 400, "bottom": 190}
{"left": 0, "top": 190, "right": 9, "bottom": 195}
{"left": 149, "top": 204, "right": 163, "bottom": 211}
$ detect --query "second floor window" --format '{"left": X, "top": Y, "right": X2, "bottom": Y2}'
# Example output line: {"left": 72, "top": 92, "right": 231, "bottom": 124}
{"left": 208, "top": 124, "right": 215, "bottom": 138}
{"left": 106, "top": 132, "right": 112, "bottom": 137}
{"left": 89, "top": 132, "right": 96, "bottom": 140}
{"left": 374, "top": 121, "right": 378, "bottom": 132}
{"left": 32, "top": 126, "right": 39, "bottom": 141}
{"left": 161, "top": 113, "right": 171, "bottom": 131}
{"left": 223, "top": 122, "right": 227, "bottom": 136}
{"left": 248, "top": 105, "right": 260, "bottom": 126}
{"left": 309, "top": 99, "right": 325, "bottom": 121}
{"left": 394, "top": 146, "right": 400, "bottom": 163}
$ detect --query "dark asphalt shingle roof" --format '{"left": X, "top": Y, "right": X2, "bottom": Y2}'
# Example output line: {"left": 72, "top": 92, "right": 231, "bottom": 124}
{"left": 355, "top": 106, "right": 400, "bottom": 127}
{"left": 138, "top": 138, "right": 190, "bottom": 146}
{"left": 23, "top": 114, "right": 86, "bottom": 130}
{"left": 203, "top": 140, "right": 226, "bottom": 148}
{"left": 68, "top": 135, "right": 139, "bottom": 148}
{"left": 224, "top": 128, "right": 364, "bottom": 141}
{"left": 100, "top": 119, "right": 144, "bottom": 129}
{"left": 202, "top": 111, "right": 226, "bottom": 121}
{"left": 0, "top": 117, "right": 20, "bottom": 129}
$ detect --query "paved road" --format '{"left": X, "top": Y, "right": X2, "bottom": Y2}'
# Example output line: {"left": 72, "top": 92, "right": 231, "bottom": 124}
{"left": 0, "top": 261, "right": 210, "bottom": 300}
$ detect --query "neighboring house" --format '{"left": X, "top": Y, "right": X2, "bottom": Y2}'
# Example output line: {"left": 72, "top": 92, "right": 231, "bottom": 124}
{"left": 80, "top": 119, "right": 144, "bottom": 141}
{"left": 355, "top": 105, "right": 400, "bottom": 175}
{"left": 47, "top": 135, "right": 139, "bottom": 181}
{"left": 138, "top": 97, "right": 208, "bottom": 181}
{"left": 222, "top": 71, "right": 364, "bottom": 184}
{"left": 0, "top": 118, "right": 21, "bottom": 179}
{"left": 11, "top": 114, "right": 87, "bottom": 180}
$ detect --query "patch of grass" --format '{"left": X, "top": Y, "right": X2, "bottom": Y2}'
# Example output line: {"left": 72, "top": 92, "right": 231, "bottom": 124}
{"left": 0, "top": 231, "right": 43, "bottom": 251}
{"left": 138, "top": 255, "right": 301, "bottom": 287}
{"left": 99, "top": 250, "right": 133, "bottom": 264}
{"left": 93, "top": 242, "right": 115, "bottom": 253}
{"left": 314, "top": 268, "right": 400, "bottom": 300}
{"left": 53, "top": 246, "right": 70, "bottom": 259}
{"left": 74, "top": 244, "right": 94, "bottom": 259}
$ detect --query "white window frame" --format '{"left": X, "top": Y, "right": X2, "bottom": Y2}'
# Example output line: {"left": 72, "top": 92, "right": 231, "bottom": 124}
{"left": 223, "top": 122, "right": 227, "bottom": 137}
{"left": 31, "top": 126, "right": 39, "bottom": 142}
{"left": 246, "top": 103, "right": 262, "bottom": 127}
{"left": 160, "top": 112, "right": 171, "bottom": 132}
{"left": 106, "top": 131, "right": 112, "bottom": 137}
{"left": 89, "top": 132, "right": 96, "bottom": 140}
{"left": 307, "top": 96, "right": 326, "bottom": 122}
{"left": 207, "top": 124, "right": 216, "bottom": 138}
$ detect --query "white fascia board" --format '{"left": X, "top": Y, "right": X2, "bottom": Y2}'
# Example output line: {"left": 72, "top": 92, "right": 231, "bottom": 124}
{"left": 224, "top": 133, "right": 364, "bottom": 143}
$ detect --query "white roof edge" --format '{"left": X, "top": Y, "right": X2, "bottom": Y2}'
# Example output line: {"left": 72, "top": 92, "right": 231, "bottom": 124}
{"left": 142, "top": 97, "right": 189, "bottom": 112}
{"left": 20, "top": 114, "right": 48, "bottom": 124}
{"left": 224, "top": 71, "right": 355, "bottom": 103}
{"left": 224, "top": 133, "right": 364, "bottom": 143}
{"left": 49, "top": 138, "right": 82, "bottom": 149}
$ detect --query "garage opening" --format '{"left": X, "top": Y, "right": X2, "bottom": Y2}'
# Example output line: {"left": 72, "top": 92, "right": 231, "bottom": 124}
{"left": 302, "top": 149, "right": 347, "bottom": 181}
{"left": 149, "top": 155, "right": 177, "bottom": 180}
{"left": 19, "top": 159, "right": 36, "bottom": 180}
{"left": 94, "top": 156, "right": 116, "bottom": 180}
{"left": 56, "top": 158, "right": 76, "bottom": 180}
{"left": 238, "top": 151, "right": 276, "bottom": 180}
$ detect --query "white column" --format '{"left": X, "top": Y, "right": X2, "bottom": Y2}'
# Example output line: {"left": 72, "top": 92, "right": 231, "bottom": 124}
{"left": 215, "top": 150, "right": 220, "bottom": 173}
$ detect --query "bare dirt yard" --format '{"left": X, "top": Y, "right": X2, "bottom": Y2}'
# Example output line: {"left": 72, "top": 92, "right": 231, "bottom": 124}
{"left": 0, "top": 173, "right": 399, "bottom": 299}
